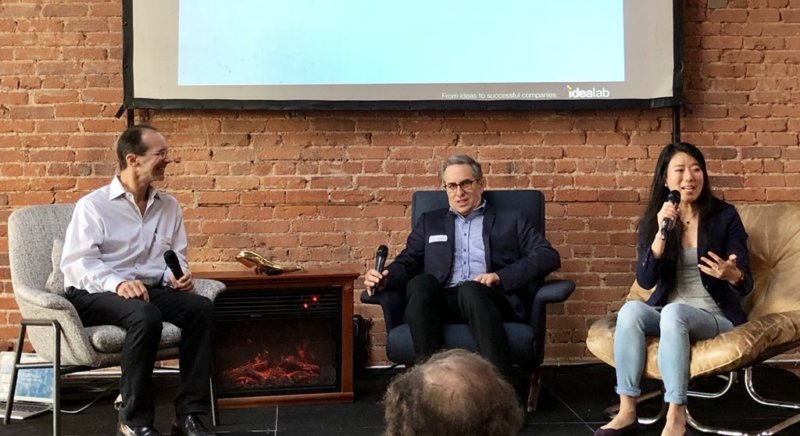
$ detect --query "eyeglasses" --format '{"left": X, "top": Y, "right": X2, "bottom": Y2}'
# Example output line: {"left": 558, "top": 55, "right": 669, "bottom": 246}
{"left": 444, "top": 179, "right": 477, "bottom": 193}
{"left": 146, "top": 149, "right": 169, "bottom": 159}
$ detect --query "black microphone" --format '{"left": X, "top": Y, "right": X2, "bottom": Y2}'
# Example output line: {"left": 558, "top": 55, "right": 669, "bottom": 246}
{"left": 659, "top": 190, "right": 681, "bottom": 240}
{"left": 375, "top": 245, "right": 388, "bottom": 272}
{"left": 164, "top": 250, "right": 184, "bottom": 280}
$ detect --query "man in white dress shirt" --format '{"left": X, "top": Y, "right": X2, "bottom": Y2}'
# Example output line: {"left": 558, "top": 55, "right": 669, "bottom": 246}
{"left": 61, "top": 125, "right": 215, "bottom": 436}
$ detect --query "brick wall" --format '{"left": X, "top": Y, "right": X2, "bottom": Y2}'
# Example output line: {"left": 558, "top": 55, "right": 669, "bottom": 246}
{"left": 1, "top": 1, "right": 799, "bottom": 363}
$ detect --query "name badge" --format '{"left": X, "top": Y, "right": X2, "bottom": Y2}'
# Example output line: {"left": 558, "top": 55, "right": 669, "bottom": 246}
{"left": 428, "top": 234, "right": 448, "bottom": 243}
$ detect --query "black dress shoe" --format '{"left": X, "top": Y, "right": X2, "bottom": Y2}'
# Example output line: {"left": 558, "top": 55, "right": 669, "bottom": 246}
{"left": 593, "top": 420, "right": 639, "bottom": 436}
{"left": 117, "top": 422, "right": 162, "bottom": 436}
{"left": 171, "top": 414, "right": 214, "bottom": 436}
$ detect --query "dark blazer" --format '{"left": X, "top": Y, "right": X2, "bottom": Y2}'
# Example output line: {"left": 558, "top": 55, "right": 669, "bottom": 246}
{"left": 386, "top": 202, "right": 562, "bottom": 319}
{"left": 636, "top": 199, "right": 753, "bottom": 326}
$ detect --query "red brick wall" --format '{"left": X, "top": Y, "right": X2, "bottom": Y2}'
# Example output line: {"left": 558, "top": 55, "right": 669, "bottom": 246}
{"left": 1, "top": 1, "right": 799, "bottom": 363}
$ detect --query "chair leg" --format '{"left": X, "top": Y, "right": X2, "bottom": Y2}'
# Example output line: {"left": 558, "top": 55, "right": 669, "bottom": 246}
{"left": 688, "top": 371, "right": 736, "bottom": 399}
{"left": 743, "top": 366, "right": 800, "bottom": 411}
{"left": 602, "top": 372, "right": 736, "bottom": 427}
{"left": 209, "top": 376, "right": 219, "bottom": 427}
{"left": 688, "top": 407, "right": 800, "bottom": 436}
{"left": 683, "top": 367, "right": 800, "bottom": 436}
{"left": 52, "top": 321, "right": 61, "bottom": 436}
{"left": 526, "top": 367, "right": 541, "bottom": 413}
{"left": 3, "top": 324, "right": 27, "bottom": 424}
{"left": 6, "top": 320, "right": 63, "bottom": 436}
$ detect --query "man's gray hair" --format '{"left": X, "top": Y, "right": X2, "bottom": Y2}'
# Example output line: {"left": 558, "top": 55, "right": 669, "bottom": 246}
{"left": 383, "top": 349, "right": 523, "bottom": 436}
{"left": 442, "top": 155, "right": 483, "bottom": 180}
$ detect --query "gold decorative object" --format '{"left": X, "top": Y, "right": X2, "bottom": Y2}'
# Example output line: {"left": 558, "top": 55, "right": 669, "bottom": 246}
{"left": 235, "top": 250, "right": 302, "bottom": 275}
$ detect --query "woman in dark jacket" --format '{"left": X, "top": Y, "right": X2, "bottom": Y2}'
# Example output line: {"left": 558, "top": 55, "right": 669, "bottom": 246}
{"left": 595, "top": 143, "right": 753, "bottom": 436}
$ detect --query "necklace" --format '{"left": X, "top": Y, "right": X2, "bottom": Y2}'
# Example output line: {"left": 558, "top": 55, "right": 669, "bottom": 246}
{"left": 684, "top": 213, "right": 697, "bottom": 225}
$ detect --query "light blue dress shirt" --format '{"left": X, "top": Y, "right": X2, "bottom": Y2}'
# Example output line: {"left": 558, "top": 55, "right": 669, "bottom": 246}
{"left": 446, "top": 201, "right": 487, "bottom": 288}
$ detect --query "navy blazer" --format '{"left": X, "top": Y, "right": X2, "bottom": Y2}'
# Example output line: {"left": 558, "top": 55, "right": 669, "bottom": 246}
{"left": 386, "top": 202, "right": 561, "bottom": 319}
{"left": 636, "top": 199, "right": 753, "bottom": 326}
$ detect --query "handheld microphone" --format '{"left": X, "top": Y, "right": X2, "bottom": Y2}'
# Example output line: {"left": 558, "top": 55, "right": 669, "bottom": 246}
{"left": 375, "top": 245, "right": 388, "bottom": 272}
{"left": 659, "top": 190, "right": 681, "bottom": 240}
{"left": 164, "top": 250, "right": 184, "bottom": 280}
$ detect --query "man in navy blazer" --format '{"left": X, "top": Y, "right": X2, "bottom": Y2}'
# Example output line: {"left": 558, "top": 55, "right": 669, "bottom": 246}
{"left": 364, "top": 155, "right": 561, "bottom": 378}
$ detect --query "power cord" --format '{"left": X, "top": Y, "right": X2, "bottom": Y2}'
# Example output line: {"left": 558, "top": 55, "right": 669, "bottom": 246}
{"left": 59, "top": 380, "right": 118, "bottom": 414}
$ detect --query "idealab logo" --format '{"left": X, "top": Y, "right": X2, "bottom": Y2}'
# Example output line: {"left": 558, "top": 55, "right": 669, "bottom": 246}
{"left": 566, "top": 85, "right": 610, "bottom": 98}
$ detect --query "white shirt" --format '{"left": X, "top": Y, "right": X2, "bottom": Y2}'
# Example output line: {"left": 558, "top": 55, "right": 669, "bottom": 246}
{"left": 61, "top": 176, "right": 189, "bottom": 293}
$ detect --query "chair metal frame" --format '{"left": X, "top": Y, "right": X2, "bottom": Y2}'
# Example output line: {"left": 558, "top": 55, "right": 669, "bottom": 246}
{"left": 604, "top": 365, "right": 800, "bottom": 435}
{"left": 4, "top": 320, "right": 68, "bottom": 435}
{"left": 4, "top": 320, "right": 222, "bottom": 435}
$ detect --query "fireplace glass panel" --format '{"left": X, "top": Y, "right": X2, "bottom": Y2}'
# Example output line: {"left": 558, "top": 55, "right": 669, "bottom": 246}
{"left": 213, "top": 287, "right": 342, "bottom": 398}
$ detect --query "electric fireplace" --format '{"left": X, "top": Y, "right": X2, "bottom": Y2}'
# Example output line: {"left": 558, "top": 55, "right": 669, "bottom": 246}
{"left": 197, "top": 270, "right": 358, "bottom": 409}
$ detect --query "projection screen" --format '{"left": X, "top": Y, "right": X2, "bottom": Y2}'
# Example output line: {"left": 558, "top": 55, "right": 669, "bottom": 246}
{"left": 122, "top": 0, "right": 683, "bottom": 111}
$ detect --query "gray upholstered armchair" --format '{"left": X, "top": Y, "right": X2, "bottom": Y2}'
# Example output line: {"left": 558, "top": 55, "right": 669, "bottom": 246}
{"left": 361, "top": 190, "right": 575, "bottom": 412}
{"left": 4, "top": 204, "right": 225, "bottom": 435}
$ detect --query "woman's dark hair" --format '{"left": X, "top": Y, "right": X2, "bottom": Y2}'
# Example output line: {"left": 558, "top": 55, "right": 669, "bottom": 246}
{"left": 639, "top": 142, "right": 721, "bottom": 295}
{"left": 116, "top": 125, "right": 159, "bottom": 170}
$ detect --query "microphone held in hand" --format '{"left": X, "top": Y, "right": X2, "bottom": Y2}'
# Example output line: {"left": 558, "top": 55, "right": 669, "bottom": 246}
{"left": 375, "top": 245, "right": 388, "bottom": 272}
{"left": 659, "top": 190, "right": 681, "bottom": 240}
{"left": 164, "top": 250, "right": 184, "bottom": 280}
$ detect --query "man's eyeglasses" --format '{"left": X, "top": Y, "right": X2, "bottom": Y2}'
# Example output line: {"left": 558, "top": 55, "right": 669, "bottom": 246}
{"left": 444, "top": 179, "right": 477, "bottom": 193}
{"left": 147, "top": 149, "right": 169, "bottom": 159}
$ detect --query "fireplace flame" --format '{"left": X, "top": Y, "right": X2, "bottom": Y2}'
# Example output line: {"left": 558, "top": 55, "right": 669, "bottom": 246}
{"left": 223, "top": 347, "right": 322, "bottom": 388}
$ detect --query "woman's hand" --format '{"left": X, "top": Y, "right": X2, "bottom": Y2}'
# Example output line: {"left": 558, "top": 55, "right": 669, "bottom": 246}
{"left": 656, "top": 199, "right": 680, "bottom": 237}
{"left": 699, "top": 252, "right": 743, "bottom": 285}
{"left": 651, "top": 199, "right": 681, "bottom": 257}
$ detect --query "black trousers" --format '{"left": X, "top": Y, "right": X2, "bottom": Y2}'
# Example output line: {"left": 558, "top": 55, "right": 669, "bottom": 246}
{"left": 66, "top": 286, "right": 215, "bottom": 427}
{"left": 403, "top": 273, "right": 517, "bottom": 378}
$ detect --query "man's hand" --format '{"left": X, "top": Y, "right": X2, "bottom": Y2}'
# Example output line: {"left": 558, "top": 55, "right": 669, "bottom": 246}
{"left": 169, "top": 270, "right": 195, "bottom": 292}
{"left": 116, "top": 280, "right": 150, "bottom": 301}
{"left": 364, "top": 268, "right": 388, "bottom": 296}
{"left": 472, "top": 272, "right": 500, "bottom": 287}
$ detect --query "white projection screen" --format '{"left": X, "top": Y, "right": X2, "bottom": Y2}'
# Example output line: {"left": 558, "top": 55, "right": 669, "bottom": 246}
{"left": 122, "top": 0, "right": 683, "bottom": 111}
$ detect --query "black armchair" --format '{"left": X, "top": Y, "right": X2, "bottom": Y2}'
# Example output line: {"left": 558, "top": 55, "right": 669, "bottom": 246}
{"left": 361, "top": 190, "right": 575, "bottom": 412}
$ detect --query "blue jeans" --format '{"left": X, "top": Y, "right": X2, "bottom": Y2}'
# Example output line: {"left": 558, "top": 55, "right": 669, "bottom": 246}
{"left": 613, "top": 301, "right": 734, "bottom": 404}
